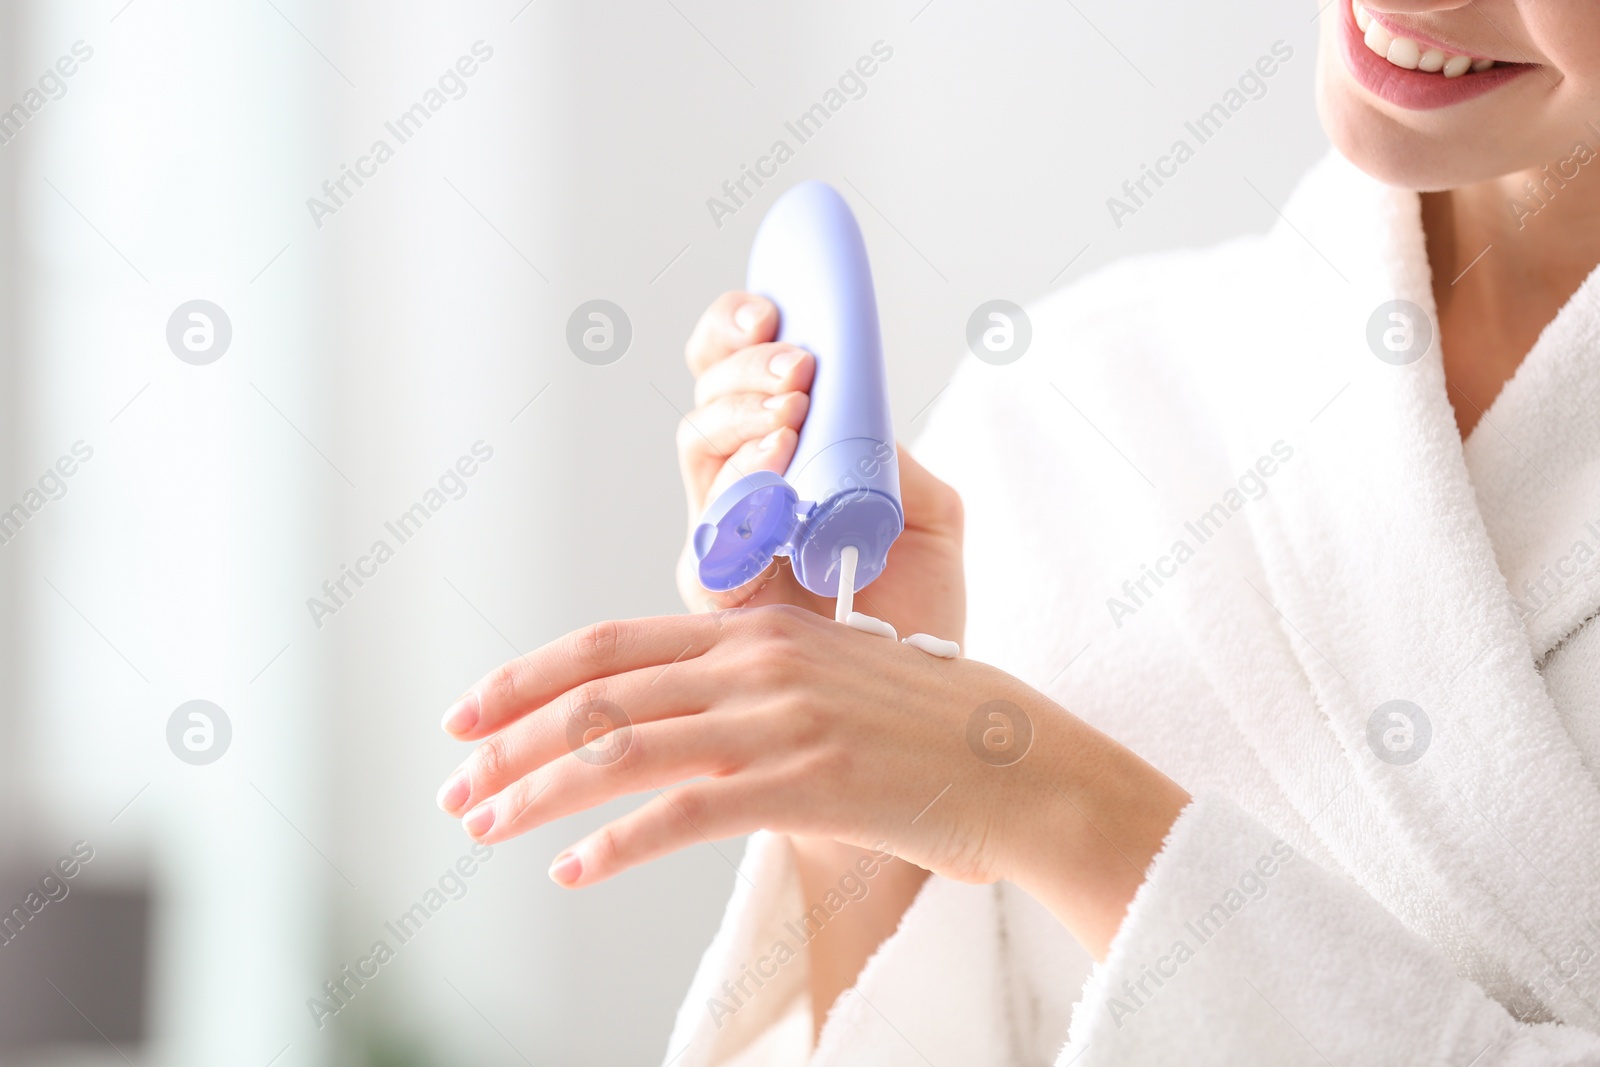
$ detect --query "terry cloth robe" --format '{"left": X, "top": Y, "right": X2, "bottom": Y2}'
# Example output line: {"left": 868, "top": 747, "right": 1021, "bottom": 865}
{"left": 661, "top": 149, "right": 1600, "bottom": 1066}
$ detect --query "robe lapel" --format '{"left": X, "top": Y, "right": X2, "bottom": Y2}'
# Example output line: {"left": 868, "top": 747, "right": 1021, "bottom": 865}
{"left": 1162, "top": 152, "right": 1600, "bottom": 1027}
{"left": 1462, "top": 263, "right": 1600, "bottom": 663}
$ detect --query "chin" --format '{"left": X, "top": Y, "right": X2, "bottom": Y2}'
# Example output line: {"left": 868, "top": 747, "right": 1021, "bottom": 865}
{"left": 1316, "top": 75, "right": 1457, "bottom": 191}
{"left": 1313, "top": 38, "right": 1551, "bottom": 192}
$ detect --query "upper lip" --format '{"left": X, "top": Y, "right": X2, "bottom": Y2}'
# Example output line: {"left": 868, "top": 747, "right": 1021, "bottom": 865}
{"left": 1359, "top": 6, "right": 1518, "bottom": 64}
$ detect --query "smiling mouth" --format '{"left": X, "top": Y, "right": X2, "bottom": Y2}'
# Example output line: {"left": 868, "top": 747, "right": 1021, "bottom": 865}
{"left": 1352, "top": 1, "right": 1496, "bottom": 77}
{"left": 1339, "top": 0, "right": 1537, "bottom": 109}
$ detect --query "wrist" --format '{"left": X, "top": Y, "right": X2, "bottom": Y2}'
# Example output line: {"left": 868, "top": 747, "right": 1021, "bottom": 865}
{"left": 1005, "top": 702, "right": 1190, "bottom": 960}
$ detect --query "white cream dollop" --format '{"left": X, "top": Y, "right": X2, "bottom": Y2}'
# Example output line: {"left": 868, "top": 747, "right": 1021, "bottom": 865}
{"left": 845, "top": 611, "right": 897, "bottom": 641}
{"left": 843, "top": 613, "right": 960, "bottom": 658}
{"left": 902, "top": 632, "right": 960, "bottom": 659}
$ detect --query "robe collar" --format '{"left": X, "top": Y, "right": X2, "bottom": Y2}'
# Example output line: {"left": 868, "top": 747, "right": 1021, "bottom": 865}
{"left": 1166, "top": 150, "right": 1600, "bottom": 1025}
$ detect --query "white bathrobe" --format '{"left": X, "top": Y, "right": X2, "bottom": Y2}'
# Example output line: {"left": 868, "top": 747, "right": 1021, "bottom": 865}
{"left": 662, "top": 150, "right": 1600, "bottom": 1066}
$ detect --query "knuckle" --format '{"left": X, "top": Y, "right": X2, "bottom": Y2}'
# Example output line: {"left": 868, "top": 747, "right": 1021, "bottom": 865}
{"left": 485, "top": 661, "right": 522, "bottom": 710}
{"left": 784, "top": 701, "right": 826, "bottom": 749}
{"left": 741, "top": 343, "right": 779, "bottom": 383}
{"left": 694, "top": 363, "right": 745, "bottom": 409}
{"left": 573, "top": 619, "right": 623, "bottom": 667}
{"left": 612, "top": 730, "right": 646, "bottom": 775}
{"left": 799, "top": 745, "right": 853, "bottom": 791}
{"left": 745, "top": 647, "right": 797, "bottom": 690}
{"left": 686, "top": 291, "right": 745, "bottom": 364}
{"left": 742, "top": 603, "right": 804, "bottom": 644}
{"left": 733, "top": 613, "right": 820, "bottom": 691}
{"left": 567, "top": 679, "right": 610, "bottom": 713}
{"left": 472, "top": 732, "right": 512, "bottom": 785}
{"left": 670, "top": 786, "right": 708, "bottom": 828}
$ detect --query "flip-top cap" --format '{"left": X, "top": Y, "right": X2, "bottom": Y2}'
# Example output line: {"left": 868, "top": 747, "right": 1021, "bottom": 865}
{"left": 692, "top": 472, "right": 800, "bottom": 592}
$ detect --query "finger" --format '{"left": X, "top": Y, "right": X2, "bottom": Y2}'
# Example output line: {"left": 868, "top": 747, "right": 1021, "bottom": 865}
{"left": 702, "top": 426, "right": 800, "bottom": 507}
{"left": 693, "top": 342, "right": 813, "bottom": 409}
{"left": 443, "top": 614, "right": 721, "bottom": 741}
{"left": 438, "top": 655, "right": 725, "bottom": 816}
{"left": 676, "top": 544, "right": 802, "bottom": 615}
{"left": 678, "top": 394, "right": 808, "bottom": 508}
{"left": 549, "top": 778, "right": 768, "bottom": 888}
{"left": 685, "top": 292, "right": 777, "bottom": 376}
{"left": 458, "top": 713, "right": 758, "bottom": 845}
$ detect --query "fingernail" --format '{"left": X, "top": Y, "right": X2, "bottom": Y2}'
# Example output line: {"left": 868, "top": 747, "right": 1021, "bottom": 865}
{"left": 768, "top": 348, "right": 803, "bottom": 377}
{"left": 734, "top": 302, "right": 763, "bottom": 334}
{"left": 758, "top": 428, "right": 783, "bottom": 450}
{"left": 463, "top": 804, "right": 495, "bottom": 837}
{"left": 436, "top": 774, "right": 470, "bottom": 814}
{"left": 762, "top": 393, "right": 789, "bottom": 410}
{"left": 549, "top": 850, "right": 582, "bottom": 886}
{"left": 441, "top": 691, "right": 480, "bottom": 735}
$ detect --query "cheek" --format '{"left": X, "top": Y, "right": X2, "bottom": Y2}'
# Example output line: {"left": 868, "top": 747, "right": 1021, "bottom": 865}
{"left": 1531, "top": 1, "right": 1600, "bottom": 83}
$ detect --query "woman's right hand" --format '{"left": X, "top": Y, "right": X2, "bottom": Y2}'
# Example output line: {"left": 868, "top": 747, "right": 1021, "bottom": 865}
{"left": 674, "top": 290, "right": 967, "bottom": 645}
{"left": 674, "top": 289, "right": 967, "bottom": 1036}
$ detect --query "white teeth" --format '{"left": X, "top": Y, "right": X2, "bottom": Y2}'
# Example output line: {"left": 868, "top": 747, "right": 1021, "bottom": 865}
{"left": 1387, "top": 38, "right": 1421, "bottom": 70}
{"left": 1352, "top": 2, "right": 1493, "bottom": 76}
{"left": 1364, "top": 21, "right": 1392, "bottom": 56}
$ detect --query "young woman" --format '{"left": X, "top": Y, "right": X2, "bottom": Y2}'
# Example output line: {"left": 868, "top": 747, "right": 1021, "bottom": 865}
{"left": 435, "top": 2, "right": 1600, "bottom": 1062}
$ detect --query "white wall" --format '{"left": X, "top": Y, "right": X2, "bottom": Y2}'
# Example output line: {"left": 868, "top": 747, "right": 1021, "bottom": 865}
{"left": 12, "top": 0, "right": 328, "bottom": 1064}
{"left": 6, "top": 1, "right": 1327, "bottom": 1064}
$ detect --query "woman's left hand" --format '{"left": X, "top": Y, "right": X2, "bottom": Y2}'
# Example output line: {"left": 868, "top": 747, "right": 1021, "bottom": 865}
{"left": 435, "top": 604, "right": 1190, "bottom": 957}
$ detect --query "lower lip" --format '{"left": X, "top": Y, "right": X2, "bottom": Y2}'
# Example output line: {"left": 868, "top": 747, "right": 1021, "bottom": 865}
{"left": 1338, "top": 1, "right": 1535, "bottom": 110}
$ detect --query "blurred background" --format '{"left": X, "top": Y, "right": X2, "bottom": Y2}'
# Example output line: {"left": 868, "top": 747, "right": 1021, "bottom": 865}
{"left": 0, "top": 1, "right": 1326, "bottom": 1063}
